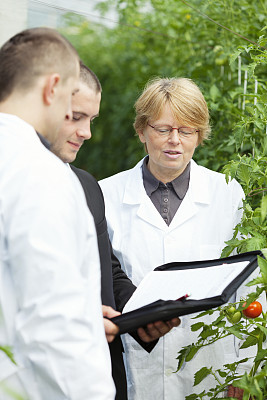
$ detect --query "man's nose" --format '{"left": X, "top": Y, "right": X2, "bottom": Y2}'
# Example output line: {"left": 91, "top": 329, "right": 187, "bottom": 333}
{"left": 76, "top": 123, "right": 92, "bottom": 140}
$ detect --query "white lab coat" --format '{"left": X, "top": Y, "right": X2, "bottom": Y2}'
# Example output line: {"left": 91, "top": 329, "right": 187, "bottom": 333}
{"left": 0, "top": 113, "right": 115, "bottom": 400}
{"left": 100, "top": 158, "right": 258, "bottom": 400}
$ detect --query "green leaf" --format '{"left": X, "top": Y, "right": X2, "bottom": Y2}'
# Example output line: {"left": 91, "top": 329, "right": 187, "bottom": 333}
{"left": 191, "top": 322, "right": 204, "bottom": 332}
{"left": 256, "top": 323, "right": 267, "bottom": 336}
{"left": 185, "top": 346, "right": 200, "bottom": 362}
{"left": 236, "top": 164, "right": 251, "bottom": 185}
{"left": 210, "top": 84, "right": 221, "bottom": 102}
{"left": 229, "top": 48, "right": 243, "bottom": 65}
{"left": 176, "top": 346, "right": 191, "bottom": 371}
{"left": 257, "top": 256, "right": 267, "bottom": 284}
{"left": 200, "top": 326, "right": 218, "bottom": 340}
{"left": 224, "top": 325, "right": 244, "bottom": 339}
{"left": 193, "top": 367, "right": 212, "bottom": 386}
{"left": 254, "top": 348, "right": 267, "bottom": 363}
{"left": 240, "top": 334, "right": 258, "bottom": 349}
{"left": 0, "top": 346, "right": 16, "bottom": 365}
{"left": 192, "top": 309, "right": 214, "bottom": 319}
{"left": 224, "top": 358, "right": 249, "bottom": 371}
{"left": 233, "top": 373, "right": 264, "bottom": 398}
{"left": 185, "top": 394, "right": 199, "bottom": 400}
{"left": 261, "top": 195, "right": 267, "bottom": 222}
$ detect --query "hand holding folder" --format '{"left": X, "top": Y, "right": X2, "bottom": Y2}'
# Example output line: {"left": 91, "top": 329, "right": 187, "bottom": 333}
{"left": 111, "top": 250, "right": 262, "bottom": 334}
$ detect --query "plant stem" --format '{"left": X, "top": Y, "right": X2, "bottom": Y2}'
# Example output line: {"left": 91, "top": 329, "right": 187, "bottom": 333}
{"left": 250, "top": 312, "right": 266, "bottom": 376}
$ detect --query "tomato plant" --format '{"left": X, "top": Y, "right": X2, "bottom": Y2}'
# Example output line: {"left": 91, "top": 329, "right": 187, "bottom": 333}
{"left": 230, "top": 311, "right": 242, "bottom": 324}
{"left": 176, "top": 256, "right": 267, "bottom": 399}
{"left": 225, "top": 306, "right": 242, "bottom": 324}
{"left": 242, "top": 301, "right": 262, "bottom": 319}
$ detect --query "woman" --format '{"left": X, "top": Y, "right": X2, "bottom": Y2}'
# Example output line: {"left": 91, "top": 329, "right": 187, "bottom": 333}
{"left": 99, "top": 78, "right": 249, "bottom": 400}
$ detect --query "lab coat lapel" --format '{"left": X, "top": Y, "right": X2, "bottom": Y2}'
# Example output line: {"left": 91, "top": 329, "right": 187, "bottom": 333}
{"left": 168, "top": 160, "right": 211, "bottom": 230}
{"left": 137, "top": 195, "right": 168, "bottom": 230}
{"left": 122, "top": 158, "right": 211, "bottom": 231}
{"left": 123, "top": 159, "right": 168, "bottom": 231}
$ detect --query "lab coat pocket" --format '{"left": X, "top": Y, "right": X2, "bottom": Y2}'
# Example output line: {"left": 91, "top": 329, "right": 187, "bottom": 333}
{"left": 122, "top": 334, "right": 162, "bottom": 370}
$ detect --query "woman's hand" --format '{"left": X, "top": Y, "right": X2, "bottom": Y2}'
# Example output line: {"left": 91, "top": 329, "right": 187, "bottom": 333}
{"left": 137, "top": 317, "right": 181, "bottom": 342}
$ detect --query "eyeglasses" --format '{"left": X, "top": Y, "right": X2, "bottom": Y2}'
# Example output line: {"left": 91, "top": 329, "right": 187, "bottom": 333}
{"left": 147, "top": 123, "right": 199, "bottom": 139}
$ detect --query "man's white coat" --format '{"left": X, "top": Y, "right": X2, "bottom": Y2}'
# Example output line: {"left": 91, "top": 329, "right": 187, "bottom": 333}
{"left": 0, "top": 113, "right": 115, "bottom": 400}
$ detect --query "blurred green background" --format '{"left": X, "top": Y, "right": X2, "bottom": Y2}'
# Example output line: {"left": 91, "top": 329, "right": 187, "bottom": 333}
{"left": 60, "top": 0, "right": 267, "bottom": 180}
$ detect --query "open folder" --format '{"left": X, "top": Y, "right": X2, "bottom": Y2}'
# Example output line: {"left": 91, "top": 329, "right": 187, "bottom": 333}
{"left": 110, "top": 250, "right": 262, "bottom": 335}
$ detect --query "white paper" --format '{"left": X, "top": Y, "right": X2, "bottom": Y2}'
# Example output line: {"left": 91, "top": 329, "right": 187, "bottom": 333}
{"left": 123, "top": 261, "right": 249, "bottom": 313}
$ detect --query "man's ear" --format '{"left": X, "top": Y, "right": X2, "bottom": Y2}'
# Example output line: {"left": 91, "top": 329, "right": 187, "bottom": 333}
{"left": 43, "top": 73, "right": 60, "bottom": 105}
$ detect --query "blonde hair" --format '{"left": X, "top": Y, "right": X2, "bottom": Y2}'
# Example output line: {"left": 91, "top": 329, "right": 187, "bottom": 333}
{"left": 134, "top": 77, "right": 210, "bottom": 144}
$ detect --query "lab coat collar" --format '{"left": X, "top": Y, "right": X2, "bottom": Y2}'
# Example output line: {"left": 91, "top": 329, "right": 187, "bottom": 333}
{"left": 189, "top": 159, "right": 211, "bottom": 205}
{"left": 0, "top": 113, "right": 37, "bottom": 139}
{"left": 122, "top": 158, "right": 212, "bottom": 231}
{"left": 123, "top": 158, "right": 211, "bottom": 206}
{"left": 123, "top": 158, "right": 147, "bottom": 204}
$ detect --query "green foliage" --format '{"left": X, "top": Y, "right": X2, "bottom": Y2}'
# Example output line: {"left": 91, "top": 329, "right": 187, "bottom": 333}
{"left": 221, "top": 31, "right": 267, "bottom": 255}
{"left": 60, "top": 0, "right": 267, "bottom": 179}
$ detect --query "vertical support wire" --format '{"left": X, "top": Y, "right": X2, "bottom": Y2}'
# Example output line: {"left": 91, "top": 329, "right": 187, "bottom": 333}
{"left": 253, "top": 79, "right": 258, "bottom": 139}
{"left": 238, "top": 56, "right": 241, "bottom": 109}
{"left": 242, "top": 70, "right": 248, "bottom": 111}
{"left": 254, "top": 79, "right": 258, "bottom": 106}
{"left": 238, "top": 56, "right": 242, "bottom": 85}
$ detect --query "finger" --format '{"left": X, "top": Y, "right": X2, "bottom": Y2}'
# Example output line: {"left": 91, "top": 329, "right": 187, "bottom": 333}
{"left": 152, "top": 318, "right": 181, "bottom": 332}
{"left": 137, "top": 318, "right": 181, "bottom": 342}
{"left": 136, "top": 326, "right": 154, "bottom": 343}
{"left": 102, "top": 305, "right": 121, "bottom": 319}
{"left": 166, "top": 318, "right": 181, "bottom": 329}
{"left": 138, "top": 322, "right": 169, "bottom": 341}
{"left": 149, "top": 321, "right": 177, "bottom": 336}
{"left": 103, "top": 318, "right": 120, "bottom": 343}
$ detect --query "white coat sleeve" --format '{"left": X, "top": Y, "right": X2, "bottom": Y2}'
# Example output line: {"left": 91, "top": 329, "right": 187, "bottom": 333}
{"left": 6, "top": 166, "right": 115, "bottom": 400}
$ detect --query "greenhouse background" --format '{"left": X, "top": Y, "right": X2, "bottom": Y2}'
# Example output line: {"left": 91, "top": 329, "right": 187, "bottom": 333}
{"left": 0, "top": 0, "right": 114, "bottom": 46}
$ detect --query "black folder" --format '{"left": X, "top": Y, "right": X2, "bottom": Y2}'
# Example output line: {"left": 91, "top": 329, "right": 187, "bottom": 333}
{"left": 110, "top": 250, "right": 262, "bottom": 335}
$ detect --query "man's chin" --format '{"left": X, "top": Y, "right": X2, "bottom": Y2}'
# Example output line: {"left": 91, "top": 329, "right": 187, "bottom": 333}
{"left": 65, "top": 153, "right": 77, "bottom": 164}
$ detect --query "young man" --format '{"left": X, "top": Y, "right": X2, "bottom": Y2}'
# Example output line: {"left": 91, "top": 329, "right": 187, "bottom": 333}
{"left": 0, "top": 28, "right": 115, "bottom": 399}
{"left": 50, "top": 62, "right": 180, "bottom": 400}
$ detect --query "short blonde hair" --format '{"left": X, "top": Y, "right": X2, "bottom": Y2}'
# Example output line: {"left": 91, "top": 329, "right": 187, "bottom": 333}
{"left": 134, "top": 77, "right": 210, "bottom": 144}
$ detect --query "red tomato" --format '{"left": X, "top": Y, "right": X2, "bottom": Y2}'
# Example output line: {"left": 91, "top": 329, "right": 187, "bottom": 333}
{"left": 242, "top": 301, "right": 262, "bottom": 318}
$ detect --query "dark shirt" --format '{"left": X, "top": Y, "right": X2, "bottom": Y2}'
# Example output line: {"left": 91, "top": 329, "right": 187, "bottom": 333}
{"left": 37, "top": 135, "right": 155, "bottom": 400}
{"left": 36, "top": 132, "right": 50, "bottom": 149}
{"left": 142, "top": 156, "right": 190, "bottom": 225}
